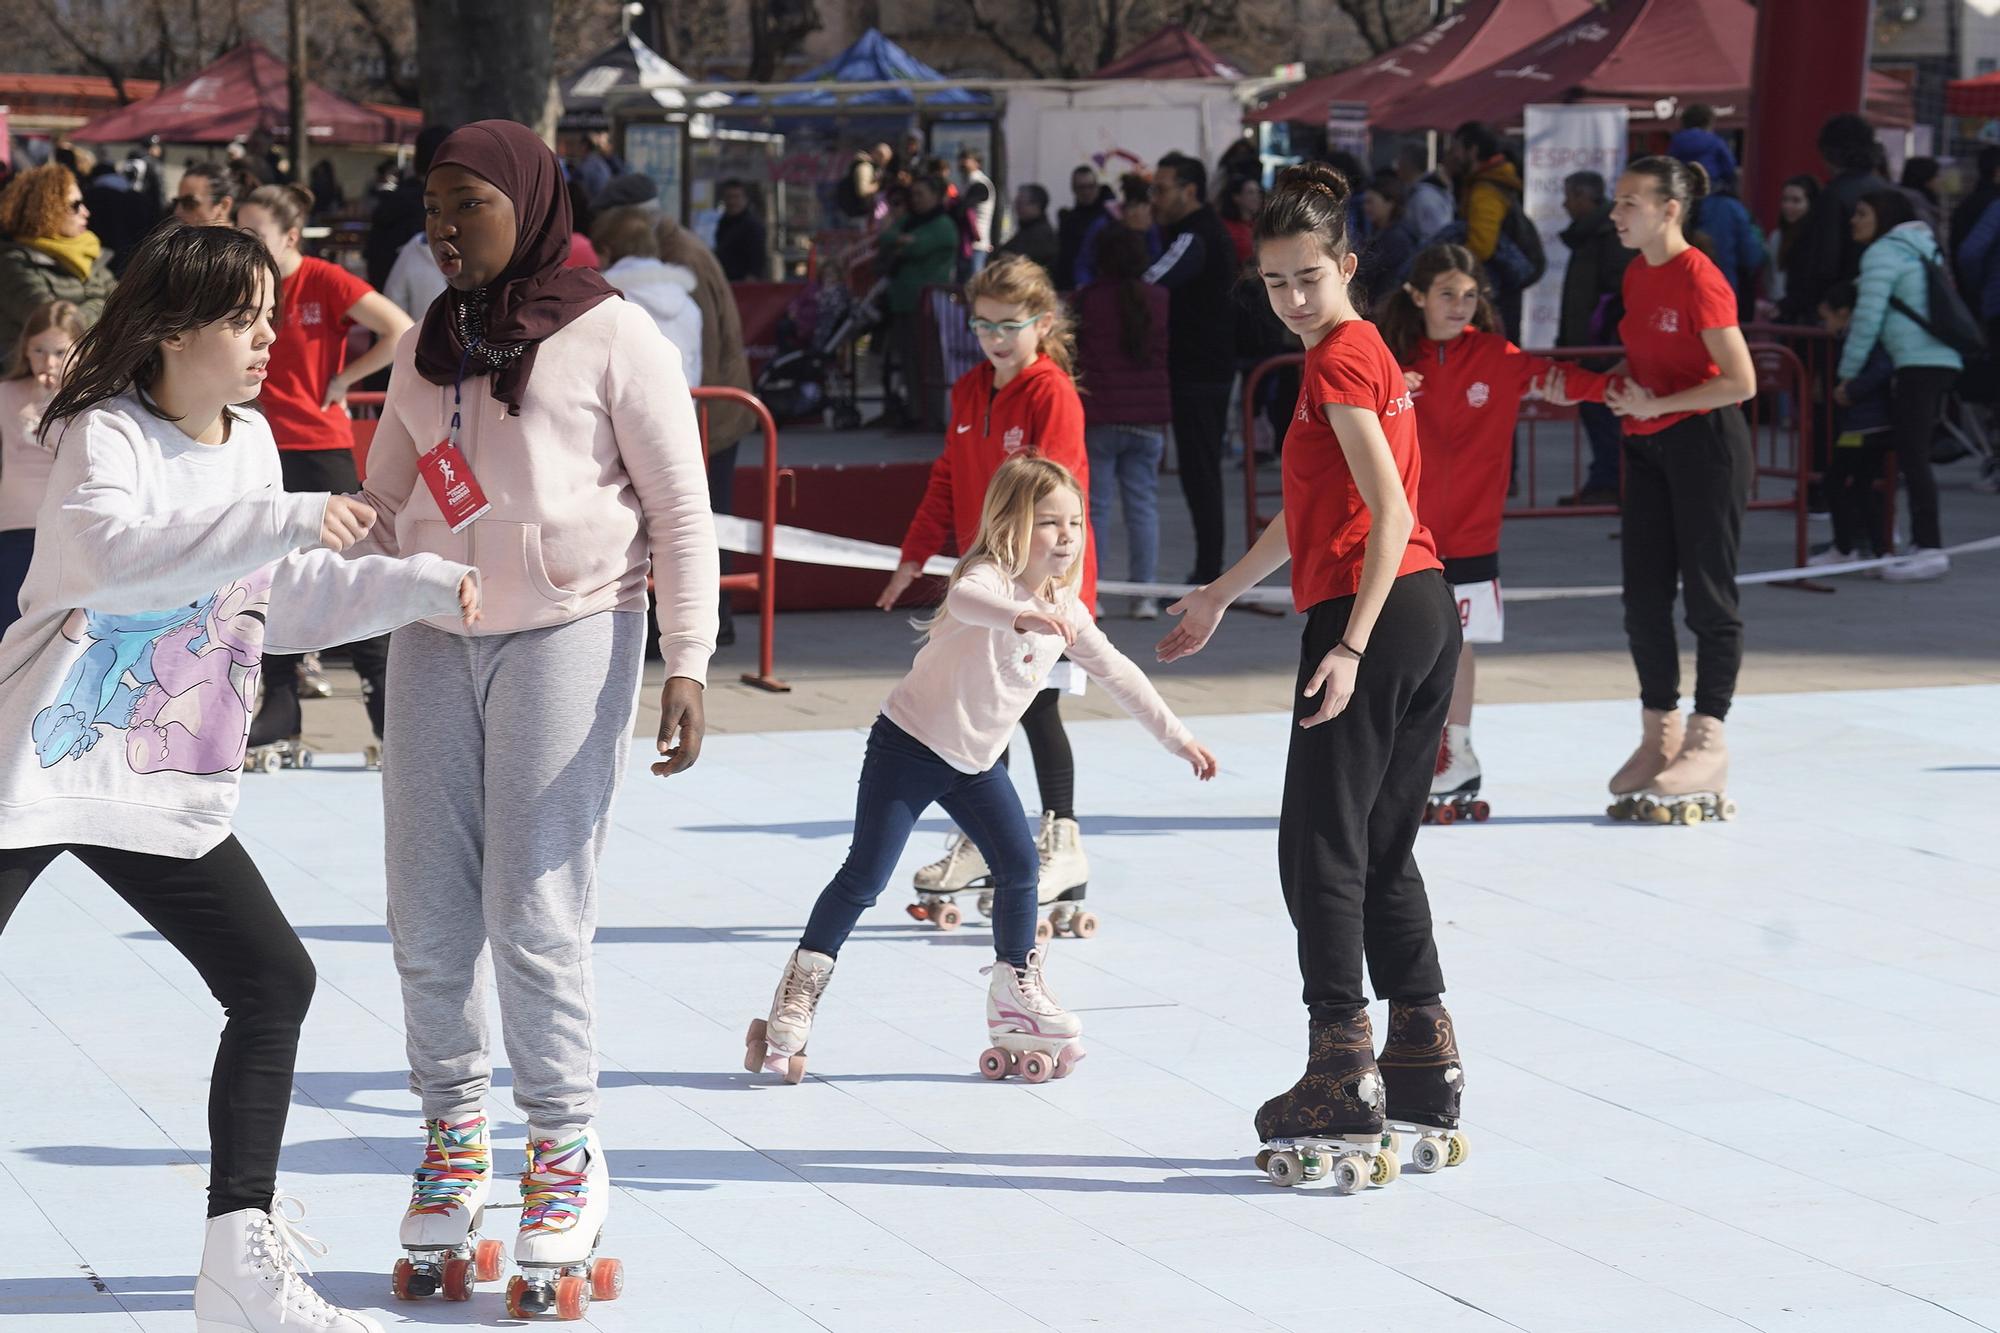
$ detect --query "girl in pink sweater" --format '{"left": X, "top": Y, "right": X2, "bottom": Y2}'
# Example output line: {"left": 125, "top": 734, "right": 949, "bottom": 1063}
{"left": 746, "top": 456, "right": 1216, "bottom": 1085}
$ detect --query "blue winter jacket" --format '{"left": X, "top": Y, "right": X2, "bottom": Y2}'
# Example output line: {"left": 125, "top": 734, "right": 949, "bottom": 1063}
{"left": 1834, "top": 338, "right": 1895, "bottom": 436}
{"left": 1838, "top": 222, "right": 1965, "bottom": 381}
{"left": 1691, "top": 193, "right": 1766, "bottom": 307}
{"left": 1668, "top": 128, "right": 1739, "bottom": 191}
{"left": 1955, "top": 196, "right": 2000, "bottom": 322}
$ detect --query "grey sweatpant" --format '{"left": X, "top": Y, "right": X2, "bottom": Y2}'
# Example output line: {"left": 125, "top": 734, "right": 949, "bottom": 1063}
{"left": 383, "top": 611, "right": 644, "bottom": 1141}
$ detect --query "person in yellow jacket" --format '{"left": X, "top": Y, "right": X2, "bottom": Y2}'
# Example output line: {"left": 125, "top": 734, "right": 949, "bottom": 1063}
{"left": 1447, "top": 122, "right": 1533, "bottom": 340}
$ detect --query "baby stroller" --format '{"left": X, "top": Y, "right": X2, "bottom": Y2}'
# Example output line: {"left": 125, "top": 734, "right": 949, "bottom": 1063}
{"left": 755, "top": 277, "right": 887, "bottom": 430}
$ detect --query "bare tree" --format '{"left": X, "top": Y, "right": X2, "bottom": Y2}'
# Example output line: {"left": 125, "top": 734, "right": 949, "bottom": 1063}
{"left": 746, "top": 0, "right": 820, "bottom": 83}
{"left": 1333, "top": 0, "right": 1434, "bottom": 56}
{"left": 347, "top": 0, "right": 422, "bottom": 104}
{"left": 414, "top": 0, "right": 557, "bottom": 134}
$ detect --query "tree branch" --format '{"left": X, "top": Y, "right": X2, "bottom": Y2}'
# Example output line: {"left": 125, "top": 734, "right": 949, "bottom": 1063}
{"left": 33, "top": 0, "right": 130, "bottom": 102}
{"left": 348, "top": 0, "right": 420, "bottom": 104}
{"left": 965, "top": 0, "right": 1049, "bottom": 77}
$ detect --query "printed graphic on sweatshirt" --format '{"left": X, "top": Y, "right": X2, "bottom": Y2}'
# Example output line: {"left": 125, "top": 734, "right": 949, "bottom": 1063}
{"left": 1467, "top": 381, "right": 1491, "bottom": 408}
{"left": 32, "top": 572, "right": 271, "bottom": 776}
{"left": 1651, "top": 308, "right": 1680, "bottom": 334}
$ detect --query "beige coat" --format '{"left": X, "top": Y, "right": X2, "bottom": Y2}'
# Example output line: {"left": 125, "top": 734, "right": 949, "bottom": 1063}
{"left": 657, "top": 218, "right": 757, "bottom": 453}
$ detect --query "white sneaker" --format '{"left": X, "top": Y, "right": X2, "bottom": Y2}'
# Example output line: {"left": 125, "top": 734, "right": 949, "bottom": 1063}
{"left": 515, "top": 1128, "right": 610, "bottom": 1268}
{"left": 195, "top": 1195, "right": 383, "bottom": 1332}
{"left": 1880, "top": 547, "right": 1950, "bottom": 582}
{"left": 1131, "top": 597, "right": 1160, "bottom": 620}
{"left": 1805, "top": 545, "right": 1856, "bottom": 568}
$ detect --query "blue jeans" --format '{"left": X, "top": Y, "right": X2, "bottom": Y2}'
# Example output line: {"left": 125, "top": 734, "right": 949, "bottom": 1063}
{"left": 800, "top": 716, "right": 1041, "bottom": 967}
{"left": 0, "top": 528, "right": 33, "bottom": 640}
{"left": 1085, "top": 424, "right": 1164, "bottom": 587}
{"left": 1579, "top": 401, "right": 1623, "bottom": 493}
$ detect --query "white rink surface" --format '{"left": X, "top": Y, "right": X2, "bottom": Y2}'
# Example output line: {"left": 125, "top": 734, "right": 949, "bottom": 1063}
{"left": 5, "top": 685, "right": 2000, "bottom": 1332}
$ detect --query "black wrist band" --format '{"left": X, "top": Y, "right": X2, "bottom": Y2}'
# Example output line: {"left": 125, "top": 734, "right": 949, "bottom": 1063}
{"left": 1337, "top": 638, "right": 1365, "bottom": 660}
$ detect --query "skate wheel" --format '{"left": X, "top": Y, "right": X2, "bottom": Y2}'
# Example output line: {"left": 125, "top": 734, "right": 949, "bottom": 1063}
{"left": 260, "top": 751, "right": 280, "bottom": 774}
{"left": 1470, "top": 801, "right": 1491, "bottom": 822}
{"left": 1606, "top": 801, "right": 1626, "bottom": 820}
{"left": 505, "top": 1275, "right": 532, "bottom": 1318}
{"left": 554, "top": 1272, "right": 590, "bottom": 1320}
{"left": 298, "top": 749, "right": 313, "bottom": 769}
{"left": 1718, "top": 798, "right": 1738, "bottom": 821}
{"left": 1255, "top": 1148, "right": 1273, "bottom": 1172}
{"left": 1432, "top": 802, "right": 1456, "bottom": 825}
{"left": 935, "top": 903, "right": 962, "bottom": 931}
{"left": 1371, "top": 1150, "right": 1400, "bottom": 1186}
{"left": 474, "top": 1237, "right": 506, "bottom": 1283}
{"left": 1069, "top": 911, "right": 1099, "bottom": 939}
{"left": 1332, "top": 1155, "right": 1370, "bottom": 1195}
{"left": 1018, "top": 1049, "right": 1054, "bottom": 1083}
{"left": 391, "top": 1257, "right": 420, "bottom": 1301}
{"left": 1645, "top": 801, "right": 1670, "bottom": 824}
{"left": 1265, "top": 1149, "right": 1303, "bottom": 1187}
{"left": 1380, "top": 1131, "right": 1401, "bottom": 1155}
{"left": 1677, "top": 802, "right": 1704, "bottom": 826}
{"left": 1035, "top": 916, "right": 1053, "bottom": 946}
{"left": 978, "top": 1046, "right": 1010, "bottom": 1080}
{"left": 905, "top": 902, "right": 929, "bottom": 922}
{"left": 590, "top": 1256, "right": 624, "bottom": 1301}
{"left": 784, "top": 1052, "right": 808, "bottom": 1085}
{"left": 976, "top": 892, "right": 995, "bottom": 917}
{"left": 1053, "top": 1043, "right": 1084, "bottom": 1078}
{"left": 1411, "top": 1135, "right": 1447, "bottom": 1174}
{"left": 1446, "top": 1131, "right": 1470, "bottom": 1167}
{"left": 441, "top": 1255, "right": 473, "bottom": 1301}
{"left": 744, "top": 1018, "right": 769, "bottom": 1074}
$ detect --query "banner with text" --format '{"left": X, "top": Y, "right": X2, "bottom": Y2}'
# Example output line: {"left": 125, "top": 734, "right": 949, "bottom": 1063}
{"left": 1522, "top": 104, "right": 1627, "bottom": 350}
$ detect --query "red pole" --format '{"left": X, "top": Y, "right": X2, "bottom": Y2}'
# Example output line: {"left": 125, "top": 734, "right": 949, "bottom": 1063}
{"left": 1746, "top": 0, "right": 1874, "bottom": 227}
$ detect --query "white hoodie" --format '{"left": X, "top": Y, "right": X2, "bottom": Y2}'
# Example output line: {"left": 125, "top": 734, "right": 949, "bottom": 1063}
{"left": 602, "top": 256, "right": 703, "bottom": 388}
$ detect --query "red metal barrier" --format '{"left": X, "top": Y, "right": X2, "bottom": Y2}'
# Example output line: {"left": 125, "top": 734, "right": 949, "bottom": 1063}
{"left": 343, "top": 388, "right": 790, "bottom": 691}
{"left": 1242, "top": 341, "right": 1815, "bottom": 573}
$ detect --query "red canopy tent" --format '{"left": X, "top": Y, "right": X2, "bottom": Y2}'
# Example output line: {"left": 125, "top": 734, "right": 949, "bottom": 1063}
{"left": 1245, "top": 0, "right": 1593, "bottom": 125}
{"left": 1946, "top": 71, "right": 2000, "bottom": 119}
{"left": 1091, "top": 25, "right": 1244, "bottom": 80}
{"left": 1374, "top": 0, "right": 1911, "bottom": 133}
{"left": 71, "top": 42, "right": 411, "bottom": 145}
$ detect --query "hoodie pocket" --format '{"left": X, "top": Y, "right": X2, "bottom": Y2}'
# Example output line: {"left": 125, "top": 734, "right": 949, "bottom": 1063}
{"left": 471, "top": 521, "right": 572, "bottom": 606}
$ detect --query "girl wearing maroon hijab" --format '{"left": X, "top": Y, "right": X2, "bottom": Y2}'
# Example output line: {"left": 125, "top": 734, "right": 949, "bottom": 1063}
{"left": 356, "top": 119, "right": 718, "bottom": 1314}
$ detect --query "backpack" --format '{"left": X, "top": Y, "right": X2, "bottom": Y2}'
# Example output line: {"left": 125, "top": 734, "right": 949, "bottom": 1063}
{"left": 1887, "top": 235, "right": 1988, "bottom": 359}
{"left": 1496, "top": 186, "right": 1547, "bottom": 290}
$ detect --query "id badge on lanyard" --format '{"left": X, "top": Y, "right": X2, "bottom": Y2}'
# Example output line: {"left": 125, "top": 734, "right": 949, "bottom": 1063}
{"left": 417, "top": 346, "right": 492, "bottom": 533}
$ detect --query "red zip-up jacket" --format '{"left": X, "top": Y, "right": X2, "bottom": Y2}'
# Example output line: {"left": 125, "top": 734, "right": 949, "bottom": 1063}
{"left": 899, "top": 352, "right": 1096, "bottom": 608}
{"left": 1401, "top": 329, "right": 1608, "bottom": 561}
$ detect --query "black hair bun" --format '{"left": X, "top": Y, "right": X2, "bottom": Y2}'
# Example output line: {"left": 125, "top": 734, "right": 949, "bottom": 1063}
{"left": 1274, "top": 160, "right": 1351, "bottom": 209}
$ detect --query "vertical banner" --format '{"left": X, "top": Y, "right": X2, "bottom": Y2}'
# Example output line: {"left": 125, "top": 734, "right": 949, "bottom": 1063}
{"left": 1325, "top": 100, "right": 1370, "bottom": 165}
{"left": 1522, "top": 104, "right": 1627, "bottom": 350}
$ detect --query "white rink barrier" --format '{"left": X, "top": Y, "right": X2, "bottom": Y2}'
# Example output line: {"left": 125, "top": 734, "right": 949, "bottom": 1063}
{"left": 712, "top": 515, "right": 2000, "bottom": 609}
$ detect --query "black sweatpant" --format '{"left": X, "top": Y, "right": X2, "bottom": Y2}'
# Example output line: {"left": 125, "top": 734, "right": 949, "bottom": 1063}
{"left": 0, "top": 838, "right": 316, "bottom": 1217}
{"left": 1891, "top": 365, "right": 1954, "bottom": 550}
{"left": 1827, "top": 433, "right": 1892, "bottom": 556}
{"left": 998, "top": 686, "right": 1075, "bottom": 820}
{"left": 1279, "top": 570, "right": 1458, "bottom": 1020}
{"left": 1620, "top": 406, "right": 1752, "bottom": 722}
{"left": 1170, "top": 380, "right": 1233, "bottom": 583}
{"left": 254, "top": 448, "right": 390, "bottom": 744}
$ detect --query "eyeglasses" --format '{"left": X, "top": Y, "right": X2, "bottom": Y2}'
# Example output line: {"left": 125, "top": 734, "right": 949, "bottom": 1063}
{"left": 968, "top": 316, "right": 1040, "bottom": 339}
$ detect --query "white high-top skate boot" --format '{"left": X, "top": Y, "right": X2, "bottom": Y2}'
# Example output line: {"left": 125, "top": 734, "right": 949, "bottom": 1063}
{"left": 1641, "top": 713, "right": 1734, "bottom": 824}
{"left": 744, "top": 947, "right": 835, "bottom": 1083}
{"left": 393, "top": 1112, "right": 501, "bottom": 1302}
{"left": 1425, "top": 723, "right": 1489, "bottom": 823}
{"left": 1607, "top": 707, "right": 1684, "bottom": 819}
{"left": 194, "top": 1194, "right": 383, "bottom": 1333}
{"left": 507, "top": 1128, "right": 622, "bottom": 1319}
{"left": 977, "top": 947, "right": 1085, "bottom": 1082}
{"left": 909, "top": 829, "right": 991, "bottom": 930}
{"left": 1034, "top": 813, "right": 1096, "bottom": 939}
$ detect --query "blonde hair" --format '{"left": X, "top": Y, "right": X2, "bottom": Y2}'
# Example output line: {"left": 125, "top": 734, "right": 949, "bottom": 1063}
{"left": 592, "top": 205, "right": 661, "bottom": 265}
{"left": 7, "top": 300, "right": 85, "bottom": 379}
{"left": 962, "top": 253, "right": 1076, "bottom": 379}
{"left": 917, "top": 455, "right": 1085, "bottom": 636}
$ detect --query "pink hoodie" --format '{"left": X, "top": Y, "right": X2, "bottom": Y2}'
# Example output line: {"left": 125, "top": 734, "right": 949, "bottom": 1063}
{"left": 359, "top": 297, "right": 719, "bottom": 683}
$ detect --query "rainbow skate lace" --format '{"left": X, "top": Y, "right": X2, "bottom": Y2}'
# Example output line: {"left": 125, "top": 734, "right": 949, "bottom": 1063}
{"left": 519, "top": 1134, "right": 591, "bottom": 1235}
{"left": 405, "top": 1114, "right": 490, "bottom": 1218}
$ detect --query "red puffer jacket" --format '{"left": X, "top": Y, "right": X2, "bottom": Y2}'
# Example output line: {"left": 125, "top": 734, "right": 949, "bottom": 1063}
{"left": 1074, "top": 279, "right": 1171, "bottom": 428}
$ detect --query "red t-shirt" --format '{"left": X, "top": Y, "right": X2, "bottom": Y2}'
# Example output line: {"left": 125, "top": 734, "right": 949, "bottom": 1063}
{"left": 261, "top": 256, "right": 373, "bottom": 451}
{"left": 899, "top": 353, "right": 1096, "bottom": 609}
{"left": 1617, "top": 246, "right": 1738, "bottom": 437}
{"left": 1283, "top": 319, "right": 1441, "bottom": 612}
{"left": 1402, "top": 329, "right": 1607, "bottom": 561}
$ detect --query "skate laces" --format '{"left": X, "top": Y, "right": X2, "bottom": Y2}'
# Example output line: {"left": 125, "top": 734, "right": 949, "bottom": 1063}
{"left": 407, "top": 1114, "right": 489, "bottom": 1217}
{"left": 520, "top": 1135, "right": 591, "bottom": 1235}
{"left": 984, "top": 950, "right": 1062, "bottom": 1015}
{"left": 248, "top": 1193, "right": 338, "bottom": 1320}
{"left": 776, "top": 955, "right": 832, "bottom": 1026}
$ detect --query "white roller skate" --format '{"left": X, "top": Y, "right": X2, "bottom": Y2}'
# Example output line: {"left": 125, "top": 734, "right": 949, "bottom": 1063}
{"left": 364, "top": 741, "right": 383, "bottom": 771}
{"left": 299, "top": 652, "right": 334, "bottom": 698}
{"left": 1032, "top": 812, "right": 1097, "bottom": 942}
{"left": 506, "top": 1128, "right": 622, "bottom": 1321}
{"left": 977, "top": 947, "right": 1085, "bottom": 1083}
{"left": 744, "top": 947, "right": 834, "bottom": 1084}
{"left": 243, "top": 738, "right": 313, "bottom": 774}
{"left": 1636, "top": 713, "right": 1736, "bottom": 826}
{"left": 392, "top": 1112, "right": 504, "bottom": 1303}
{"left": 1424, "top": 724, "right": 1489, "bottom": 825}
{"left": 195, "top": 1193, "right": 384, "bottom": 1333}
{"left": 907, "top": 830, "right": 990, "bottom": 931}
{"left": 1607, "top": 706, "right": 1683, "bottom": 820}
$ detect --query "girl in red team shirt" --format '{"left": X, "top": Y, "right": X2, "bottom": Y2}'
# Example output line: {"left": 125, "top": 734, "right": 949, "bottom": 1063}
{"left": 1159, "top": 163, "right": 1465, "bottom": 1186}
{"left": 877, "top": 254, "right": 1100, "bottom": 938}
{"left": 1562, "top": 158, "right": 1755, "bottom": 824}
{"left": 1378, "top": 244, "right": 1609, "bottom": 822}
{"left": 236, "top": 183, "right": 413, "bottom": 766}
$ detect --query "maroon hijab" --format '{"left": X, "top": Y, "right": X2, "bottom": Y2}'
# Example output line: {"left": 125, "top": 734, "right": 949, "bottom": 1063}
{"left": 413, "top": 119, "right": 615, "bottom": 412}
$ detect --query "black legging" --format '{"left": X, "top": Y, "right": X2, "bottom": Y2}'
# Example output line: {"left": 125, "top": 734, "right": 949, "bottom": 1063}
{"left": 0, "top": 838, "right": 316, "bottom": 1217}
{"left": 1891, "top": 365, "right": 1954, "bottom": 551}
{"left": 998, "top": 686, "right": 1075, "bottom": 820}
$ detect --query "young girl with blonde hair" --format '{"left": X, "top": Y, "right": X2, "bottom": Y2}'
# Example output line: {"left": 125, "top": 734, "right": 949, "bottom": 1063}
{"left": 0, "top": 299, "right": 86, "bottom": 636}
{"left": 879, "top": 253, "right": 1103, "bottom": 931}
{"left": 749, "top": 455, "right": 1215, "bottom": 1083}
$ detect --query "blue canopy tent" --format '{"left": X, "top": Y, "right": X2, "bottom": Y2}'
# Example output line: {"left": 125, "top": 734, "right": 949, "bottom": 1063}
{"left": 734, "top": 28, "right": 992, "bottom": 124}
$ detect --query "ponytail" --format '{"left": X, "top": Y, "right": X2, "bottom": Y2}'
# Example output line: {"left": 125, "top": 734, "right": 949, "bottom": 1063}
{"left": 243, "top": 182, "right": 316, "bottom": 237}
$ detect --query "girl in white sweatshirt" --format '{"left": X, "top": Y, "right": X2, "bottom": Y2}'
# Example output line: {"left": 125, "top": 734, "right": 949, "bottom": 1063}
{"left": 0, "top": 224, "right": 477, "bottom": 1333}
{"left": 745, "top": 455, "right": 1217, "bottom": 1084}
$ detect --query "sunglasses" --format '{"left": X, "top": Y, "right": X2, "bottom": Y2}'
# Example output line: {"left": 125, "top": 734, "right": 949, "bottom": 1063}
{"left": 968, "top": 316, "right": 1041, "bottom": 338}
{"left": 173, "top": 195, "right": 210, "bottom": 211}
{"left": 67, "top": 198, "right": 87, "bottom": 213}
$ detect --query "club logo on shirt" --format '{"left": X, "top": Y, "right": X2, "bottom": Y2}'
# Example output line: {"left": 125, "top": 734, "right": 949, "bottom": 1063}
{"left": 1384, "top": 389, "right": 1414, "bottom": 418}
{"left": 1466, "top": 381, "right": 1491, "bottom": 409}
{"left": 1651, "top": 307, "right": 1680, "bottom": 334}
{"left": 296, "top": 301, "right": 325, "bottom": 327}
{"left": 1295, "top": 393, "right": 1312, "bottom": 423}
{"left": 1002, "top": 425, "right": 1025, "bottom": 454}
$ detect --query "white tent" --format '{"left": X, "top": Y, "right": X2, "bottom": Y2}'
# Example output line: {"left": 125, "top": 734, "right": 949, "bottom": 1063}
{"left": 1001, "top": 81, "right": 1248, "bottom": 196}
